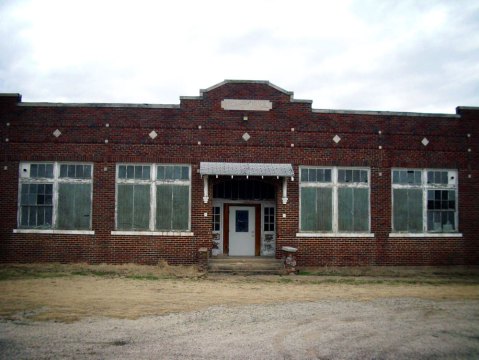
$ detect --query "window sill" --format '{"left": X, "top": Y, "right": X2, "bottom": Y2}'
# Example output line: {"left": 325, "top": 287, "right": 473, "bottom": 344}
{"left": 296, "top": 232, "right": 375, "bottom": 238}
{"left": 111, "top": 231, "right": 194, "bottom": 237}
{"left": 13, "top": 229, "right": 95, "bottom": 235}
{"left": 389, "top": 233, "right": 463, "bottom": 238}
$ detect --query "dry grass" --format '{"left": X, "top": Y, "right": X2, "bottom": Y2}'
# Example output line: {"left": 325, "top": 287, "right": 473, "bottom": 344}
{"left": 0, "top": 261, "right": 204, "bottom": 281}
{"left": 0, "top": 263, "right": 478, "bottom": 323}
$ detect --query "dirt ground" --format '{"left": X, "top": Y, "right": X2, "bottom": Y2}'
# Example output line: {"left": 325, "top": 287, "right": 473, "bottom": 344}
{"left": 0, "top": 264, "right": 478, "bottom": 359}
{"left": 1, "top": 275, "right": 479, "bottom": 323}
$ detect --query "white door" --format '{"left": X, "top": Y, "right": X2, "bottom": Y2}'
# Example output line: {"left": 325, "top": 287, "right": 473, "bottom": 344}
{"left": 229, "top": 206, "right": 255, "bottom": 256}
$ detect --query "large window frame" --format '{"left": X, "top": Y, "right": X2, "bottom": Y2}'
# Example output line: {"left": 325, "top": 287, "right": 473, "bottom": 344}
{"left": 297, "top": 166, "right": 373, "bottom": 238}
{"left": 112, "top": 163, "right": 193, "bottom": 236}
{"left": 14, "top": 162, "right": 94, "bottom": 235}
{"left": 390, "top": 168, "right": 461, "bottom": 237}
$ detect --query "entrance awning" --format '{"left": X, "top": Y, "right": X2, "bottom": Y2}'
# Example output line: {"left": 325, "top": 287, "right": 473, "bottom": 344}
{"left": 199, "top": 162, "right": 294, "bottom": 177}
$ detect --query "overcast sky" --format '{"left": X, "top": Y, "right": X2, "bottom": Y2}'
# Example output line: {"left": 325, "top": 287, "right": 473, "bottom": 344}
{"left": 1, "top": 0, "right": 478, "bottom": 113}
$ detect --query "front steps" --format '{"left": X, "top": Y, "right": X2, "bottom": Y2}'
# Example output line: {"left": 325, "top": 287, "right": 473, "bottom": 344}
{"left": 208, "top": 256, "right": 285, "bottom": 275}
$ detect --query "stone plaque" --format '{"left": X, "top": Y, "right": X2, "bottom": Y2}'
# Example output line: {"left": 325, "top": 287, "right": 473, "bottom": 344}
{"left": 221, "top": 99, "right": 272, "bottom": 111}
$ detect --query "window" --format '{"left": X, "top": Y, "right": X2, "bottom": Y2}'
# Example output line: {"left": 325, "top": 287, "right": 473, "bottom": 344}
{"left": 392, "top": 169, "right": 458, "bottom": 234}
{"left": 18, "top": 162, "right": 93, "bottom": 230}
{"left": 212, "top": 206, "right": 221, "bottom": 232}
{"left": 116, "top": 164, "right": 190, "bottom": 231}
{"left": 299, "top": 167, "right": 370, "bottom": 234}
{"left": 264, "top": 207, "right": 275, "bottom": 232}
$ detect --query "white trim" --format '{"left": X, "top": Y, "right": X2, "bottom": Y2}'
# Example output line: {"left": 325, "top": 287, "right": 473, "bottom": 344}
{"left": 13, "top": 229, "right": 95, "bottom": 235}
{"left": 296, "top": 232, "right": 375, "bottom": 238}
{"left": 299, "top": 166, "right": 372, "bottom": 234}
{"left": 312, "top": 108, "right": 459, "bottom": 118}
{"left": 115, "top": 163, "right": 192, "bottom": 232}
{"left": 111, "top": 231, "right": 194, "bottom": 236}
{"left": 17, "top": 162, "right": 93, "bottom": 231}
{"left": 391, "top": 168, "right": 459, "bottom": 234}
{"left": 389, "top": 233, "right": 463, "bottom": 238}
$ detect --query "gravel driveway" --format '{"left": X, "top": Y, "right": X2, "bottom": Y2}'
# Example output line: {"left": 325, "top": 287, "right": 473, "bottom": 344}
{"left": 1, "top": 298, "right": 478, "bottom": 359}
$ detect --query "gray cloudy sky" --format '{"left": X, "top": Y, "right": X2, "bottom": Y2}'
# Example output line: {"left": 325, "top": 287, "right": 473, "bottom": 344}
{"left": 1, "top": 0, "right": 478, "bottom": 113}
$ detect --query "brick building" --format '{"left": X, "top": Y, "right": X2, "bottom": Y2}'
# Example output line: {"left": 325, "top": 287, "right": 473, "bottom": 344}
{"left": 0, "top": 80, "right": 478, "bottom": 266}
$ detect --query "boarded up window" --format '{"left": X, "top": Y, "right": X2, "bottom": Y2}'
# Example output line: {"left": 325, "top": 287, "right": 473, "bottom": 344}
{"left": 156, "top": 184, "right": 189, "bottom": 231}
{"left": 301, "top": 187, "right": 332, "bottom": 231}
{"left": 57, "top": 183, "right": 92, "bottom": 230}
{"left": 117, "top": 184, "right": 150, "bottom": 230}
{"left": 338, "top": 188, "right": 369, "bottom": 232}
{"left": 393, "top": 189, "right": 422, "bottom": 232}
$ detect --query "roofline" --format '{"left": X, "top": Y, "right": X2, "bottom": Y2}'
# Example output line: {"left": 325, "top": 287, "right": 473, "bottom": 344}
{"left": 0, "top": 93, "right": 22, "bottom": 101}
{"left": 180, "top": 80, "right": 313, "bottom": 104}
{"left": 456, "top": 106, "right": 479, "bottom": 111}
{"left": 18, "top": 102, "right": 180, "bottom": 109}
{"left": 313, "top": 108, "right": 460, "bottom": 118}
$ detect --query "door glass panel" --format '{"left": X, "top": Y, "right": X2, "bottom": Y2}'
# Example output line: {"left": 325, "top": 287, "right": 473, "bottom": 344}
{"left": 235, "top": 210, "right": 249, "bottom": 232}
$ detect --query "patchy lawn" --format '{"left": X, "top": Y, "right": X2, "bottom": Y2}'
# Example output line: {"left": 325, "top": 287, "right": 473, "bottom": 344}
{"left": 0, "top": 263, "right": 478, "bottom": 322}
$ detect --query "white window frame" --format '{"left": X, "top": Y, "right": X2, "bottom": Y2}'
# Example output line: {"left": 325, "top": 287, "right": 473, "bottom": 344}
{"left": 14, "top": 162, "right": 94, "bottom": 235}
{"left": 112, "top": 163, "right": 193, "bottom": 236}
{"left": 297, "top": 166, "right": 374, "bottom": 238}
{"left": 390, "top": 168, "right": 462, "bottom": 237}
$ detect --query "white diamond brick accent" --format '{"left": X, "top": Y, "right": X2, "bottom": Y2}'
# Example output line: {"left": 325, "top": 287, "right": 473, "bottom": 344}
{"left": 333, "top": 135, "right": 341, "bottom": 143}
{"left": 242, "top": 132, "right": 251, "bottom": 141}
{"left": 53, "top": 129, "right": 62, "bottom": 138}
{"left": 149, "top": 130, "right": 158, "bottom": 139}
{"left": 421, "top": 137, "right": 429, "bottom": 146}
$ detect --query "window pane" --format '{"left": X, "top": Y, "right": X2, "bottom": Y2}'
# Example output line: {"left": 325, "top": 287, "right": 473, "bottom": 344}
{"left": 353, "top": 170, "right": 360, "bottom": 183}
{"left": 30, "top": 164, "right": 38, "bottom": 177}
{"left": 67, "top": 165, "right": 75, "bottom": 178}
{"left": 84, "top": 165, "right": 92, "bottom": 179}
{"left": 235, "top": 210, "right": 249, "bottom": 232}
{"left": 126, "top": 166, "right": 134, "bottom": 179}
{"left": 165, "top": 166, "right": 174, "bottom": 180}
{"left": 119, "top": 165, "right": 126, "bottom": 179}
{"left": 142, "top": 166, "right": 151, "bottom": 180}
{"left": 301, "top": 187, "right": 316, "bottom": 231}
{"left": 157, "top": 166, "right": 165, "bottom": 180}
{"left": 174, "top": 166, "right": 181, "bottom": 180}
{"left": 117, "top": 185, "right": 133, "bottom": 229}
{"left": 38, "top": 164, "right": 45, "bottom": 178}
{"left": 354, "top": 188, "right": 369, "bottom": 231}
{"left": 338, "top": 188, "right": 353, "bottom": 231}
{"left": 133, "top": 185, "right": 150, "bottom": 229}
{"left": 19, "top": 182, "right": 53, "bottom": 229}
{"left": 324, "top": 169, "right": 332, "bottom": 182}
{"left": 301, "top": 187, "right": 332, "bottom": 231}
{"left": 172, "top": 185, "right": 189, "bottom": 230}
{"left": 60, "top": 165, "right": 68, "bottom": 178}
{"left": 57, "top": 183, "right": 91, "bottom": 230}
{"left": 393, "top": 189, "right": 422, "bottom": 232}
{"left": 45, "top": 164, "right": 53, "bottom": 178}
{"left": 156, "top": 184, "right": 172, "bottom": 230}
{"left": 301, "top": 168, "right": 308, "bottom": 182}
{"left": 117, "top": 184, "right": 150, "bottom": 230}
{"left": 339, "top": 188, "right": 369, "bottom": 231}
{"left": 181, "top": 166, "right": 189, "bottom": 180}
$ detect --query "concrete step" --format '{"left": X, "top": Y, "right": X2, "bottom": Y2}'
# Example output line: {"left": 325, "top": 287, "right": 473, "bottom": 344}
{"left": 208, "top": 257, "right": 284, "bottom": 275}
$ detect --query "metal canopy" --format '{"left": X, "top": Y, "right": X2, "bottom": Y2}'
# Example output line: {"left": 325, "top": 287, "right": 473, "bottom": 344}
{"left": 200, "top": 162, "right": 294, "bottom": 177}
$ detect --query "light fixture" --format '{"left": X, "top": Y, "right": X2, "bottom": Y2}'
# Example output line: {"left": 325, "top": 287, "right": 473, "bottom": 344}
{"left": 243, "top": 114, "right": 248, "bottom": 121}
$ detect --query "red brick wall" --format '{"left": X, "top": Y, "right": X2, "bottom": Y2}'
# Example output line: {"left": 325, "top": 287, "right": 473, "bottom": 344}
{"left": 0, "top": 83, "right": 477, "bottom": 266}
